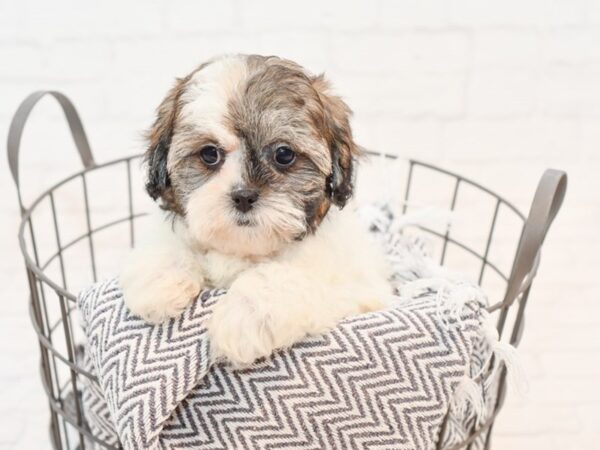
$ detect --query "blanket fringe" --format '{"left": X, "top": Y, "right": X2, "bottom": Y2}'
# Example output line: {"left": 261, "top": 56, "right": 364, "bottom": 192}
{"left": 480, "top": 314, "right": 529, "bottom": 395}
{"left": 402, "top": 278, "right": 527, "bottom": 422}
{"left": 451, "top": 376, "right": 486, "bottom": 420}
{"left": 361, "top": 199, "right": 528, "bottom": 424}
{"left": 451, "top": 312, "right": 528, "bottom": 421}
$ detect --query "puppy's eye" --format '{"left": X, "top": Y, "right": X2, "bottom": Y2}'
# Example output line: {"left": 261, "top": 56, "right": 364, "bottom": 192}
{"left": 273, "top": 145, "right": 296, "bottom": 168}
{"left": 199, "top": 145, "right": 222, "bottom": 166}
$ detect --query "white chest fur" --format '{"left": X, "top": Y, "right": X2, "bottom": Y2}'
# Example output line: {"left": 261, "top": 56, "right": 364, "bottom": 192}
{"left": 121, "top": 205, "right": 392, "bottom": 366}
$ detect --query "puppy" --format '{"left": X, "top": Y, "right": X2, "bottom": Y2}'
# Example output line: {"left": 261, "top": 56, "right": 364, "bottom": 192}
{"left": 121, "top": 55, "right": 392, "bottom": 367}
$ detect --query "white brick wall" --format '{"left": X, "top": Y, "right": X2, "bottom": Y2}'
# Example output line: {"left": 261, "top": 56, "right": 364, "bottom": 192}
{"left": 1, "top": 0, "right": 598, "bottom": 448}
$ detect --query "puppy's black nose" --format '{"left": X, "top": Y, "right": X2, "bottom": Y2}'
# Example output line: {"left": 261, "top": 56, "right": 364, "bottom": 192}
{"left": 231, "top": 188, "right": 259, "bottom": 213}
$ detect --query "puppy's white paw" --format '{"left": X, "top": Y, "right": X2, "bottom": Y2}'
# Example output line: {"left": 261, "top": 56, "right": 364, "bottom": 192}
{"left": 121, "top": 250, "right": 204, "bottom": 324}
{"left": 207, "top": 290, "right": 275, "bottom": 368}
{"left": 206, "top": 261, "right": 391, "bottom": 368}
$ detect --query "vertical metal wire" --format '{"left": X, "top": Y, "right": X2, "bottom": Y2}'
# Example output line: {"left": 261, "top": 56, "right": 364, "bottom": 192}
{"left": 49, "top": 193, "right": 68, "bottom": 290}
{"left": 509, "top": 287, "right": 532, "bottom": 346}
{"left": 49, "top": 192, "right": 81, "bottom": 448}
{"left": 27, "top": 216, "right": 69, "bottom": 449}
{"left": 482, "top": 368, "right": 508, "bottom": 450}
{"left": 126, "top": 159, "right": 135, "bottom": 248}
{"left": 479, "top": 287, "right": 533, "bottom": 450}
{"left": 440, "top": 178, "right": 461, "bottom": 265}
{"left": 474, "top": 290, "right": 533, "bottom": 450}
{"left": 81, "top": 173, "right": 97, "bottom": 282}
{"left": 59, "top": 398, "right": 71, "bottom": 450}
{"left": 59, "top": 292, "right": 86, "bottom": 449}
{"left": 478, "top": 199, "right": 501, "bottom": 285}
{"left": 27, "top": 218, "right": 60, "bottom": 387}
{"left": 495, "top": 224, "right": 526, "bottom": 339}
{"left": 402, "top": 161, "right": 415, "bottom": 214}
{"left": 482, "top": 424, "right": 493, "bottom": 450}
{"left": 495, "top": 304, "right": 511, "bottom": 340}
{"left": 27, "top": 268, "right": 62, "bottom": 448}
{"left": 465, "top": 203, "right": 508, "bottom": 450}
{"left": 27, "top": 217, "right": 50, "bottom": 336}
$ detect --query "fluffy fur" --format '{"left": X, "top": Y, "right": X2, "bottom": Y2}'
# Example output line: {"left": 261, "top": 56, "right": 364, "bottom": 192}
{"left": 121, "top": 54, "right": 392, "bottom": 367}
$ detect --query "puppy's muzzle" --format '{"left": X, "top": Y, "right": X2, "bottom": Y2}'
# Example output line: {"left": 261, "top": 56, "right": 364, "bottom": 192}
{"left": 231, "top": 188, "right": 259, "bottom": 213}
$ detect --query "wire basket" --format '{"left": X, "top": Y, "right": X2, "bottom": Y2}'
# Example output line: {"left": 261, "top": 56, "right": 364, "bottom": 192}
{"left": 8, "top": 92, "right": 567, "bottom": 450}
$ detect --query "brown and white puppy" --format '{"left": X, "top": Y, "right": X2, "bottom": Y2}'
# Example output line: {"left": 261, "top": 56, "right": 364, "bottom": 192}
{"left": 121, "top": 55, "right": 391, "bottom": 367}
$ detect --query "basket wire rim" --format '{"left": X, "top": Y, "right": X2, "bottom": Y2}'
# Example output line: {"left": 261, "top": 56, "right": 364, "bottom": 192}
{"left": 18, "top": 151, "right": 526, "bottom": 303}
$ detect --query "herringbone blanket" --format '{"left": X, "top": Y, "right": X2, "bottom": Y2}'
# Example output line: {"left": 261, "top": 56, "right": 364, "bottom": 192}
{"left": 78, "top": 211, "right": 503, "bottom": 450}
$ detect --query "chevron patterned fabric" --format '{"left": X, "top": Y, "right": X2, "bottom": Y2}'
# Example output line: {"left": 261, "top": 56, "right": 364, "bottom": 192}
{"left": 77, "top": 211, "right": 500, "bottom": 450}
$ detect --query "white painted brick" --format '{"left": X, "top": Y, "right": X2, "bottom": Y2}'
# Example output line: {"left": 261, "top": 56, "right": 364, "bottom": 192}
{"left": 447, "top": 0, "right": 587, "bottom": 27}
{"left": 533, "top": 200, "right": 600, "bottom": 247}
{"left": 0, "top": 0, "right": 24, "bottom": 40}
{"left": 111, "top": 38, "right": 201, "bottom": 84}
{"left": 0, "top": 82, "right": 48, "bottom": 119}
{"left": 536, "top": 241, "right": 600, "bottom": 285}
{"left": 544, "top": 28, "right": 600, "bottom": 64}
{"left": 494, "top": 395, "right": 582, "bottom": 435}
{"left": 379, "top": 0, "right": 447, "bottom": 28}
{"left": 239, "top": 0, "right": 379, "bottom": 31}
{"left": 322, "top": 0, "right": 380, "bottom": 31}
{"left": 581, "top": 119, "right": 600, "bottom": 161}
{"left": 492, "top": 434, "right": 574, "bottom": 450}
{"left": 442, "top": 118, "right": 580, "bottom": 162}
{"left": 573, "top": 406, "right": 600, "bottom": 445}
{"left": 108, "top": 36, "right": 257, "bottom": 119}
{"left": 473, "top": 30, "right": 540, "bottom": 68}
{"left": 5, "top": 410, "right": 51, "bottom": 450}
{"left": 538, "top": 65, "right": 580, "bottom": 116}
{"left": 332, "top": 32, "right": 470, "bottom": 74}
{"left": 87, "top": 118, "right": 149, "bottom": 160}
{"left": 466, "top": 68, "right": 537, "bottom": 117}
{"left": 542, "top": 285, "right": 600, "bottom": 325}
{"left": 257, "top": 31, "right": 332, "bottom": 73}
{"left": 540, "top": 0, "right": 588, "bottom": 26}
{"left": 0, "top": 82, "right": 107, "bottom": 131}
{"left": 0, "top": 411, "right": 25, "bottom": 448}
{"left": 238, "top": 0, "right": 329, "bottom": 30}
{"left": 585, "top": 0, "right": 600, "bottom": 25}
{"left": 110, "top": 35, "right": 262, "bottom": 84}
{"left": 44, "top": 40, "right": 113, "bottom": 82}
{"left": 19, "top": 0, "right": 164, "bottom": 40}
{"left": 0, "top": 42, "right": 45, "bottom": 80}
{"left": 103, "top": 75, "right": 161, "bottom": 120}
{"left": 362, "top": 117, "right": 443, "bottom": 161}
{"left": 539, "top": 351, "right": 600, "bottom": 378}
{"left": 165, "top": 0, "right": 236, "bottom": 33}
{"left": 525, "top": 323, "right": 600, "bottom": 352}
{"left": 50, "top": 80, "right": 109, "bottom": 120}
{"left": 340, "top": 112, "right": 378, "bottom": 152}
{"left": 334, "top": 72, "right": 465, "bottom": 117}
{"left": 539, "top": 64, "right": 600, "bottom": 116}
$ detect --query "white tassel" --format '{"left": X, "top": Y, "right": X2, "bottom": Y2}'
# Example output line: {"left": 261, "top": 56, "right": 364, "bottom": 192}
{"left": 452, "top": 376, "right": 485, "bottom": 420}
{"left": 480, "top": 314, "right": 529, "bottom": 396}
{"left": 487, "top": 340, "right": 529, "bottom": 396}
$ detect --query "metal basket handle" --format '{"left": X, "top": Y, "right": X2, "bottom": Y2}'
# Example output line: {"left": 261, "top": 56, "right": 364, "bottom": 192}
{"left": 490, "top": 169, "right": 567, "bottom": 314}
{"left": 7, "top": 91, "right": 96, "bottom": 215}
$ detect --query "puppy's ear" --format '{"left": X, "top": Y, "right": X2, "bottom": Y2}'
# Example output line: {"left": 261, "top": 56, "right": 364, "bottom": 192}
{"left": 144, "top": 77, "right": 187, "bottom": 209}
{"left": 312, "top": 75, "right": 361, "bottom": 208}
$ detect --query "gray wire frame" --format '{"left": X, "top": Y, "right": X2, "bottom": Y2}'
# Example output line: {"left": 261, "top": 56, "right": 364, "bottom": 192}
{"left": 7, "top": 91, "right": 567, "bottom": 450}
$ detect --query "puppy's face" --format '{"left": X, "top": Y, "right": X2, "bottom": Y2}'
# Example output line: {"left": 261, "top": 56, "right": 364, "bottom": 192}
{"left": 145, "top": 55, "right": 359, "bottom": 257}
